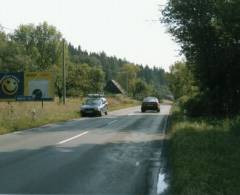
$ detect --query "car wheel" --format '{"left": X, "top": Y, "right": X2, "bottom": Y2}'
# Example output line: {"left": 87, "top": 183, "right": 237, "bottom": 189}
{"left": 105, "top": 111, "right": 108, "bottom": 115}
{"left": 157, "top": 109, "right": 160, "bottom": 113}
{"left": 98, "top": 111, "right": 103, "bottom": 117}
{"left": 141, "top": 109, "right": 145, "bottom": 113}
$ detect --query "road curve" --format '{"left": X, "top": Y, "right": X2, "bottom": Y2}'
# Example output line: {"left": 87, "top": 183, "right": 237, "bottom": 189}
{"left": 0, "top": 105, "right": 171, "bottom": 195}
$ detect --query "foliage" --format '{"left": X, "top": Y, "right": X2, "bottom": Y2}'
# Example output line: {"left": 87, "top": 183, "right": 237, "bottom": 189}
{"left": 162, "top": 0, "right": 240, "bottom": 116}
{"left": 11, "top": 22, "right": 62, "bottom": 71}
{"left": 116, "top": 63, "right": 140, "bottom": 95}
{"left": 168, "top": 61, "right": 197, "bottom": 99}
{"left": 0, "top": 22, "right": 170, "bottom": 100}
{"left": 67, "top": 63, "right": 105, "bottom": 96}
{"left": 168, "top": 106, "right": 240, "bottom": 194}
{"left": 0, "top": 30, "right": 31, "bottom": 71}
{"left": 132, "top": 79, "right": 149, "bottom": 100}
{"left": 167, "top": 61, "right": 202, "bottom": 115}
{"left": 67, "top": 44, "right": 171, "bottom": 99}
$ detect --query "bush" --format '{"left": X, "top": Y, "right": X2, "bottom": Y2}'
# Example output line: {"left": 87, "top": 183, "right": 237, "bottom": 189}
{"left": 183, "top": 95, "right": 206, "bottom": 117}
{"left": 169, "top": 107, "right": 240, "bottom": 195}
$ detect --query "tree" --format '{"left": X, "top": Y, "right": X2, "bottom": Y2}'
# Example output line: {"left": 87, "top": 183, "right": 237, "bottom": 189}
{"left": 89, "top": 67, "right": 105, "bottom": 93}
{"left": 11, "top": 22, "right": 62, "bottom": 71}
{"left": 117, "top": 63, "right": 140, "bottom": 95}
{"left": 168, "top": 61, "right": 197, "bottom": 99}
{"left": 132, "top": 79, "right": 149, "bottom": 99}
{"left": 0, "top": 22, "right": 170, "bottom": 99}
{"left": 66, "top": 63, "right": 105, "bottom": 96}
{"left": 0, "top": 30, "right": 33, "bottom": 71}
{"left": 162, "top": 0, "right": 240, "bottom": 116}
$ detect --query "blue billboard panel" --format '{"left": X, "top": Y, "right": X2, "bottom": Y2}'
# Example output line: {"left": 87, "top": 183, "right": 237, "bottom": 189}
{"left": 0, "top": 72, "right": 24, "bottom": 100}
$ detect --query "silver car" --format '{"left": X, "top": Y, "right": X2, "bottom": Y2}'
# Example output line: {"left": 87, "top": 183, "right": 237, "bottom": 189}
{"left": 80, "top": 97, "right": 108, "bottom": 117}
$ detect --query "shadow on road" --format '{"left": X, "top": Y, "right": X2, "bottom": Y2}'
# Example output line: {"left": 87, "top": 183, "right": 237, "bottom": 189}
{"left": 0, "top": 108, "right": 172, "bottom": 194}
{"left": 0, "top": 139, "right": 170, "bottom": 195}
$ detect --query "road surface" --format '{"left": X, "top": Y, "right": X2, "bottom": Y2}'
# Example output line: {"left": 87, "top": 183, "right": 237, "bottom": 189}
{"left": 0, "top": 105, "right": 171, "bottom": 195}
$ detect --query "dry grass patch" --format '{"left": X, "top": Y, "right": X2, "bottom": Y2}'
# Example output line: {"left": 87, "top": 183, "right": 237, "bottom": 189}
{"left": 0, "top": 95, "right": 139, "bottom": 134}
{"left": 0, "top": 98, "right": 83, "bottom": 134}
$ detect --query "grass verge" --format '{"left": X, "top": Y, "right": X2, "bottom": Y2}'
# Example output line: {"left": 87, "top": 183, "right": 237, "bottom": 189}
{"left": 168, "top": 104, "right": 240, "bottom": 195}
{"left": 0, "top": 95, "right": 139, "bottom": 135}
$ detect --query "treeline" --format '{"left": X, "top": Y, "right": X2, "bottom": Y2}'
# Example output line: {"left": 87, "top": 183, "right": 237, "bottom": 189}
{"left": 0, "top": 22, "right": 169, "bottom": 99}
{"left": 163, "top": 0, "right": 240, "bottom": 117}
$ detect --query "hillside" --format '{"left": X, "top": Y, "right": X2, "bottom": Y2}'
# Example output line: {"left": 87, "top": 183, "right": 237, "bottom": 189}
{"left": 0, "top": 22, "right": 170, "bottom": 99}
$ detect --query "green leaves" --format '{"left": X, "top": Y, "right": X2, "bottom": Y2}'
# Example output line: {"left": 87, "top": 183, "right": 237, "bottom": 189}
{"left": 11, "top": 22, "right": 62, "bottom": 71}
{"left": 0, "top": 22, "right": 169, "bottom": 100}
{"left": 163, "top": 0, "right": 240, "bottom": 116}
{"left": 66, "top": 63, "right": 105, "bottom": 96}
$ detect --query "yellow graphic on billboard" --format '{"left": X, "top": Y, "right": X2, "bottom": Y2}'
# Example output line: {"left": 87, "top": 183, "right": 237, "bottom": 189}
{"left": 2, "top": 76, "right": 19, "bottom": 96}
{"left": 0, "top": 72, "right": 24, "bottom": 101}
{"left": 24, "top": 72, "right": 54, "bottom": 101}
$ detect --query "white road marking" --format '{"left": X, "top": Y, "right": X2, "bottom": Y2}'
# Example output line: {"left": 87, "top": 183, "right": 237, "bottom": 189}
{"left": 57, "top": 131, "right": 89, "bottom": 145}
{"left": 157, "top": 172, "right": 168, "bottom": 194}
{"left": 127, "top": 113, "right": 134, "bottom": 116}
{"left": 107, "top": 120, "right": 118, "bottom": 126}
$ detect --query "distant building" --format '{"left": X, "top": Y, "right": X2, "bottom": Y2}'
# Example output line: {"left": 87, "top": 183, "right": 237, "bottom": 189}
{"left": 105, "top": 80, "right": 125, "bottom": 94}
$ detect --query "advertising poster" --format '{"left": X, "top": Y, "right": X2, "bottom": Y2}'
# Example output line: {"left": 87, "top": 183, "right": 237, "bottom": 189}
{"left": 0, "top": 72, "right": 24, "bottom": 101}
{"left": 24, "top": 72, "right": 54, "bottom": 101}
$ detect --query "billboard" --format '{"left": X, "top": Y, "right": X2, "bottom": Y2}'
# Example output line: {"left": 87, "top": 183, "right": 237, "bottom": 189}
{"left": 0, "top": 72, "right": 24, "bottom": 101}
{"left": 24, "top": 72, "right": 54, "bottom": 101}
{"left": 0, "top": 72, "right": 54, "bottom": 101}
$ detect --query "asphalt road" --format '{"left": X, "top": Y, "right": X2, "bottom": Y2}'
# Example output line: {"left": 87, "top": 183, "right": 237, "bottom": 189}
{"left": 0, "top": 105, "right": 171, "bottom": 195}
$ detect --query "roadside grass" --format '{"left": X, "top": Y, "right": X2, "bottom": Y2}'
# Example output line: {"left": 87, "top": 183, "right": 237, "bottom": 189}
{"left": 108, "top": 95, "right": 139, "bottom": 111}
{"left": 0, "top": 95, "right": 139, "bottom": 135}
{"left": 168, "top": 104, "right": 240, "bottom": 195}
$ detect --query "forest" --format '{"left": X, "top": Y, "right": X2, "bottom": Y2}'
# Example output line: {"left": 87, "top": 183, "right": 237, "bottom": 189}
{"left": 163, "top": 0, "right": 240, "bottom": 116}
{"left": 0, "top": 22, "right": 170, "bottom": 100}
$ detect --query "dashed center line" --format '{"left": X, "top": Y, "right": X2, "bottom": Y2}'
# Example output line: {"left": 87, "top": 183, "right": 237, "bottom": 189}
{"left": 57, "top": 131, "right": 89, "bottom": 145}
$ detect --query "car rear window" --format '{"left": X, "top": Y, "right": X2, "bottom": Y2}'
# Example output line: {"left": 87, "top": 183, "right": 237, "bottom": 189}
{"left": 143, "top": 97, "right": 158, "bottom": 102}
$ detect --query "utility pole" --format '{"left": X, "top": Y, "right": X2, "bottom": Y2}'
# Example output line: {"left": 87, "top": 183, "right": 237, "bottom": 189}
{"left": 126, "top": 73, "right": 128, "bottom": 96}
{"left": 62, "top": 39, "right": 66, "bottom": 104}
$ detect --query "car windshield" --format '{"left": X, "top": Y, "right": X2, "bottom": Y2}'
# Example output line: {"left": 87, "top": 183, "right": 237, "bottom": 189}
{"left": 85, "top": 98, "right": 102, "bottom": 105}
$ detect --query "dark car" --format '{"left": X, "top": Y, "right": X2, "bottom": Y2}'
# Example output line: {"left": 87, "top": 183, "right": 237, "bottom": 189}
{"left": 141, "top": 97, "right": 160, "bottom": 113}
{"left": 80, "top": 97, "right": 108, "bottom": 117}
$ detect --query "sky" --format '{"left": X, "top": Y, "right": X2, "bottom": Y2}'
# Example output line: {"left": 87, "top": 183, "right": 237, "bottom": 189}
{"left": 0, "top": 0, "right": 182, "bottom": 71}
